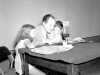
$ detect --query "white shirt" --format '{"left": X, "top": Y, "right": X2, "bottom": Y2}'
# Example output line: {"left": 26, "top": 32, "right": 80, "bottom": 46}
{"left": 30, "top": 25, "right": 63, "bottom": 45}
{"left": 15, "top": 39, "right": 34, "bottom": 75}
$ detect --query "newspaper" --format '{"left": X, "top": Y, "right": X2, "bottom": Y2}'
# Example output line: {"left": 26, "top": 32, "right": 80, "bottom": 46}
{"left": 31, "top": 44, "right": 74, "bottom": 54}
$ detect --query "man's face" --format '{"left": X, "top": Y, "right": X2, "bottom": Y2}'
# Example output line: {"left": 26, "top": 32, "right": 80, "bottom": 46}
{"left": 44, "top": 17, "right": 56, "bottom": 32}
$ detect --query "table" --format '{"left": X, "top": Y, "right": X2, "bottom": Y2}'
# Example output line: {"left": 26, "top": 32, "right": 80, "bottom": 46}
{"left": 19, "top": 42, "right": 100, "bottom": 75}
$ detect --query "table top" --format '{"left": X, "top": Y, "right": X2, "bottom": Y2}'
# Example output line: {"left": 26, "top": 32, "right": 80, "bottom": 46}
{"left": 20, "top": 42, "right": 100, "bottom": 64}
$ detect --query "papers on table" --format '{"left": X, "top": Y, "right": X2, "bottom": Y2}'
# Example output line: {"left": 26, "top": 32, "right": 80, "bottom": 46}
{"left": 72, "top": 37, "right": 86, "bottom": 43}
{"left": 30, "top": 44, "right": 74, "bottom": 54}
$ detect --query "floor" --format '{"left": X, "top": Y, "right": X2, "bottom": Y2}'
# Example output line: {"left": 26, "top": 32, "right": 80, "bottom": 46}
{"left": 0, "top": 60, "right": 16, "bottom": 75}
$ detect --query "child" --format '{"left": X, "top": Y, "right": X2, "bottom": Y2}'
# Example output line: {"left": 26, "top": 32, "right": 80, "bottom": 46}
{"left": 55, "top": 20, "right": 71, "bottom": 47}
{"left": 43, "top": 20, "right": 64, "bottom": 44}
{"left": 52, "top": 20, "right": 64, "bottom": 44}
{"left": 13, "top": 24, "right": 46, "bottom": 75}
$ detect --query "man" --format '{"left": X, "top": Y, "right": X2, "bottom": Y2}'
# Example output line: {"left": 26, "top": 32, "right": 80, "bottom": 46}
{"left": 22, "top": 14, "right": 57, "bottom": 75}
{"left": 30, "top": 14, "right": 56, "bottom": 47}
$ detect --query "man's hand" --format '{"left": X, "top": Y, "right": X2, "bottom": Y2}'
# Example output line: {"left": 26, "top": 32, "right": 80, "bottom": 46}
{"left": 35, "top": 43, "right": 49, "bottom": 48}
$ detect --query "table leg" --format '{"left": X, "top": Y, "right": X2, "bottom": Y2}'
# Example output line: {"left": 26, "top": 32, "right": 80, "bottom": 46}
{"left": 67, "top": 64, "right": 80, "bottom": 75}
{"left": 21, "top": 54, "right": 29, "bottom": 75}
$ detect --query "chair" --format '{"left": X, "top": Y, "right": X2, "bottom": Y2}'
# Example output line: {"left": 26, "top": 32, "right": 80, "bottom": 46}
{"left": 0, "top": 46, "right": 14, "bottom": 75}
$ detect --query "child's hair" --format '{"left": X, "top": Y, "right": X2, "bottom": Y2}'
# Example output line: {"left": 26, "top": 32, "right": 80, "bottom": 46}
{"left": 56, "top": 20, "right": 63, "bottom": 30}
{"left": 13, "top": 24, "right": 35, "bottom": 48}
{"left": 56, "top": 20, "right": 65, "bottom": 40}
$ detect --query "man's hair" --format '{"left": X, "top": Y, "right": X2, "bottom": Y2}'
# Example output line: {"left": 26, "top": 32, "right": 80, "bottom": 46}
{"left": 42, "top": 14, "right": 55, "bottom": 23}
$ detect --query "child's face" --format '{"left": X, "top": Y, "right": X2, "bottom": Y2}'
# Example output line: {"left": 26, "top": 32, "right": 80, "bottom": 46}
{"left": 24, "top": 28, "right": 31, "bottom": 35}
{"left": 54, "top": 26, "right": 62, "bottom": 33}
{"left": 23, "top": 28, "right": 33, "bottom": 39}
{"left": 22, "top": 28, "right": 34, "bottom": 41}
{"left": 55, "top": 25, "right": 63, "bottom": 32}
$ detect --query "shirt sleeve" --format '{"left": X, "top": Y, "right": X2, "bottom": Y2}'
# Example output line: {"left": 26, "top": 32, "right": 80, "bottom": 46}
{"left": 15, "top": 40, "right": 26, "bottom": 50}
{"left": 24, "top": 39, "right": 35, "bottom": 48}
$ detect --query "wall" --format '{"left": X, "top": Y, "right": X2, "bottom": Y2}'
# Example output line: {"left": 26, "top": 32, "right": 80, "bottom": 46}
{"left": 0, "top": 0, "right": 68, "bottom": 49}
{"left": 0, "top": 0, "right": 100, "bottom": 49}
{"left": 68, "top": 0, "right": 100, "bottom": 38}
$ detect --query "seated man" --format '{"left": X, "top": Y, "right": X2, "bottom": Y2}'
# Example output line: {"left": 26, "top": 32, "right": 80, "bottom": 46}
{"left": 30, "top": 14, "right": 57, "bottom": 46}
{"left": 30, "top": 15, "right": 74, "bottom": 55}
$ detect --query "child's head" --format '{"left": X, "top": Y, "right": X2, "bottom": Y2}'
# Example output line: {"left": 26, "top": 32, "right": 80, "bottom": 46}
{"left": 55, "top": 20, "right": 63, "bottom": 30}
{"left": 13, "top": 24, "right": 35, "bottom": 48}
{"left": 21, "top": 24, "right": 35, "bottom": 38}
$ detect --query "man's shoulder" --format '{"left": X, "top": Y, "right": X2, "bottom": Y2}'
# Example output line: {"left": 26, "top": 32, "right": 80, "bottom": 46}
{"left": 36, "top": 24, "right": 42, "bottom": 28}
{"left": 35, "top": 25, "right": 44, "bottom": 31}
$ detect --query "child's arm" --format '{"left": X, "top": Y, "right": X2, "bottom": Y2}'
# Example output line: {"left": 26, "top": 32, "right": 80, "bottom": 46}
{"left": 24, "top": 39, "right": 35, "bottom": 49}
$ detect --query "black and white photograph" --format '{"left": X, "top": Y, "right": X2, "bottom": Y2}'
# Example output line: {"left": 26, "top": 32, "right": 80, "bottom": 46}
{"left": 0, "top": 0, "right": 100, "bottom": 75}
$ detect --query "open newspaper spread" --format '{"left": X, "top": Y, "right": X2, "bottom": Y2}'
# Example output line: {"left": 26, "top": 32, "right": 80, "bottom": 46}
{"left": 30, "top": 44, "right": 74, "bottom": 54}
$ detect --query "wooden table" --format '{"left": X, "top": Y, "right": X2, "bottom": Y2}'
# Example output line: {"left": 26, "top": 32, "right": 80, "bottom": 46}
{"left": 19, "top": 42, "right": 100, "bottom": 75}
